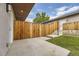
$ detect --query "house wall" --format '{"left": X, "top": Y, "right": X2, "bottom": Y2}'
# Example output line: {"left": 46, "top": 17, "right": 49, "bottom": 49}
{"left": 64, "top": 14, "right": 79, "bottom": 23}
{"left": 0, "top": 3, "right": 14, "bottom": 56}
{"left": 0, "top": 3, "right": 9, "bottom": 55}
{"left": 58, "top": 19, "right": 66, "bottom": 35}
{"left": 58, "top": 14, "right": 79, "bottom": 35}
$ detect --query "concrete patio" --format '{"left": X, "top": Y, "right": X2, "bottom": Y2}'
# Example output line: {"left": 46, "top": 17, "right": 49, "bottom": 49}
{"left": 6, "top": 37, "right": 70, "bottom": 56}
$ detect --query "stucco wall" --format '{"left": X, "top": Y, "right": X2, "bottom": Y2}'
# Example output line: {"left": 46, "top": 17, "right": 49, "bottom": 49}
{"left": 58, "top": 19, "right": 67, "bottom": 35}
{"left": 58, "top": 14, "right": 79, "bottom": 35}
{"left": 63, "top": 30, "right": 79, "bottom": 36}
{"left": 0, "top": 3, "right": 10, "bottom": 56}
{"left": 65, "top": 14, "right": 79, "bottom": 23}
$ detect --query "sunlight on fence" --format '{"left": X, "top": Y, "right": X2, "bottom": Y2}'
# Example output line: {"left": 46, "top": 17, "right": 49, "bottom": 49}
{"left": 14, "top": 20, "right": 59, "bottom": 40}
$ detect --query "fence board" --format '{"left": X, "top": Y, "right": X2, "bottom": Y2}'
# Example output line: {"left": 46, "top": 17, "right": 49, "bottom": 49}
{"left": 14, "top": 20, "right": 58, "bottom": 40}
{"left": 63, "top": 22, "right": 79, "bottom": 30}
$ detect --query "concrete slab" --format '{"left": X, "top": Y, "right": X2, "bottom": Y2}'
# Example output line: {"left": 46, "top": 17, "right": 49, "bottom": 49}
{"left": 47, "top": 35, "right": 60, "bottom": 38}
{"left": 30, "top": 37, "right": 51, "bottom": 40}
{"left": 6, "top": 37, "right": 70, "bottom": 56}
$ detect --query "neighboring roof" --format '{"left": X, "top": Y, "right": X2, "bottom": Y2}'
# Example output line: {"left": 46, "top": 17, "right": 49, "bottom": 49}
{"left": 42, "top": 19, "right": 55, "bottom": 24}
{"left": 42, "top": 9, "right": 79, "bottom": 24}
{"left": 11, "top": 3, "right": 34, "bottom": 21}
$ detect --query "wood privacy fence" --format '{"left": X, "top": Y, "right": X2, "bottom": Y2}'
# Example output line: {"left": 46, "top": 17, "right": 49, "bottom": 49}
{"left": 14, "top": 20, "right": 59, "bottom": 40}
{"left": 63, "top": 22, "right": 79, "bottom": 30}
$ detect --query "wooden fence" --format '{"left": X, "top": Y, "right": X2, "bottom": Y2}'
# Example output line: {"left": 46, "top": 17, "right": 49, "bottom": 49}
{"left": 63, "top": 22, "right": 79, "bottom": 30}
{"left": 14, "top": 20, "right": 59, "bottom": 40}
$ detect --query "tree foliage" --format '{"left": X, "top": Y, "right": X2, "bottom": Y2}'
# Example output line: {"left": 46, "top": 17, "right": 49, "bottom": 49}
{"left": 33, "top": 12, "right": 50, "bottom": 23}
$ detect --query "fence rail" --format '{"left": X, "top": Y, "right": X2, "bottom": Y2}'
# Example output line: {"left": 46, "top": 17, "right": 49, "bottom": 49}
{"left": 14, "top": 20, "right": 59, "bottom": 40}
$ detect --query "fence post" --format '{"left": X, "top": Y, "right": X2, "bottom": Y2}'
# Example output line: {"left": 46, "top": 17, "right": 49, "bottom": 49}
{"left": 40, "top": 24, "right": 42, "bottom": 37}
{"left": 57, "top": 21, "right": 59, "bottom": 35}
{"left": 30, "top": 23, "right": 32, "bottom": 38}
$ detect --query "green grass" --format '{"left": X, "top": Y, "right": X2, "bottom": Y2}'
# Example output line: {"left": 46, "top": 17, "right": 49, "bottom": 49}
{"left": 47, "top": 35, "right": 79, "bottom": 56}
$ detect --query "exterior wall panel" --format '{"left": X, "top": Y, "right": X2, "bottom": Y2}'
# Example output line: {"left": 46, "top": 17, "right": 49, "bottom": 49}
{"left": 0, "top": 4, "right": 9, "bottom": 55}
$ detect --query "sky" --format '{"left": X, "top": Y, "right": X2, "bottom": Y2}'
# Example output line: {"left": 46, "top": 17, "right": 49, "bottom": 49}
{"left": 26, "top": 3, "right": 79, "bottom": 22}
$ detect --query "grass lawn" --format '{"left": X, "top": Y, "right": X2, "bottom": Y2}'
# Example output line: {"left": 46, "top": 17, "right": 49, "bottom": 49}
{"left": 47, "top": 35, "right": 79, "bottom": 56}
